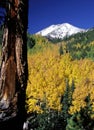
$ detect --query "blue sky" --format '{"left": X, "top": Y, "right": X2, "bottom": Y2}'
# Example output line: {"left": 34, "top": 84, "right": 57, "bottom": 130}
{"left": 28, "top": 0, "right": 94, "bottom": 34}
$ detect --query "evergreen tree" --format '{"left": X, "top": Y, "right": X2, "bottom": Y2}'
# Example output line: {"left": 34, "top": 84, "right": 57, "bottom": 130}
{"left": 27, "top": 34, "right": 35, "bottom": 49}
{"left": 62, "top": 79, "right": 70, "bottom": 122}
{"left": 66, "top": 94, "right": 94, "bottom": 130}
{"left": 79, "top": 94, "right": 94, "bottom": 130}
{"left": 59, "top": 43, "right": 63, "bottom": 56}
{"left": 66, "top": 114, "right": 83, "bottom": 130}
{"left": 69, "top": 80, "right": 75, "bottom": 107}
{"left": 61, "top": 79, "right": 75, "bottom": 128}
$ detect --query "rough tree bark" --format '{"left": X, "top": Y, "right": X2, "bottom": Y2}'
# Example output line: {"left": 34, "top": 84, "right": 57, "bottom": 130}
{"left": 0, "top": 0, "right": 28, "bottom": 129}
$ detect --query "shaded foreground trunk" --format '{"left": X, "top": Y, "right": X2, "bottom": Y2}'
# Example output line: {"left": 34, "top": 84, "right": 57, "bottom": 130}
{"left": 0, "top": 0, "right": 28, "bottom": 129}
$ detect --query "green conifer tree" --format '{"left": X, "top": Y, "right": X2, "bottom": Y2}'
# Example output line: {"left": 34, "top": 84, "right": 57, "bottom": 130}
{"left": 66, "top": 94, "right": 94, "bottom": 130}
{"left": 66, "top": 113, "right": 83, "bottom": 130}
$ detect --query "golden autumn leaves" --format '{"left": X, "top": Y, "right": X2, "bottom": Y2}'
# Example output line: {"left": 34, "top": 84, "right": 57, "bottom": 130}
{"left": 26, "top": 44, "right": 94, "bottom": 117}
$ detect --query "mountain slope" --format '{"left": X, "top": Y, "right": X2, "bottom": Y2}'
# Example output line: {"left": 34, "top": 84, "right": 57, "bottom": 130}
{"left": 36, "top": 23, "right": 86, "bottom": 39}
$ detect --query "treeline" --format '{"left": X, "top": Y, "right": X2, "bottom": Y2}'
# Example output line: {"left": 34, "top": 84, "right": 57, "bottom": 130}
{"left": 27, "top": 34, "right": 53, "bottom": 54}
{"left": 27, "top": 28, "right": 94, "bottom": 61}
{"left": 63, "top": 28, "right": 94, "bottom": 43}
{"left": 60, "top": 29, "right": 94, "bottom": 60}
{"left": 50, "top": 28, "right": 94, "bottom": 44}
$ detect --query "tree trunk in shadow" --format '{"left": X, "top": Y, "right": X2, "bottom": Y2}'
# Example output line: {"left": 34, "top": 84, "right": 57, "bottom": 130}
{"left": 0, "top": 0, "right": 28, "bottom": 129}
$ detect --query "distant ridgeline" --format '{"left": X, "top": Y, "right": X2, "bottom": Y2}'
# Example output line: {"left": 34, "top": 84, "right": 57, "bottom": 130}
{"left": 48, "top": 28, "right": 94, "bottom": 43}
{"left": 61, "top": 28, "right": 94, "bottom": 60}
{"left": 28, "top": 28, "right": 94, "bottom": 60}
{"left": 63, "top": 28, "right": 94, "bottom": 44}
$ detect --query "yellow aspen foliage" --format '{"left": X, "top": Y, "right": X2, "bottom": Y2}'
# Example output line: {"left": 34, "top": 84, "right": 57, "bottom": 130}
{"left": 26, "top": 48, "right": 94, "bottom": 115}
{"left": 69, "top": 79, "right": 91, "bottom": 114}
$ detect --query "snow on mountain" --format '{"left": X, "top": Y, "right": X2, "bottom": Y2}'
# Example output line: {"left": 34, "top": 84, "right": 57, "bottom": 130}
{"left": 36, "top": 23, "right": 86, "bottom": 39}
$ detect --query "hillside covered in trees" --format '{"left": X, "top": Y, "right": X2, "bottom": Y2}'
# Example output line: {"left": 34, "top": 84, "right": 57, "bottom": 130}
{"left": 25, "top": 29, "right": 94, "bottom": 130}
{"left": 0, "top": 27, "right": 94, "bottom": 129}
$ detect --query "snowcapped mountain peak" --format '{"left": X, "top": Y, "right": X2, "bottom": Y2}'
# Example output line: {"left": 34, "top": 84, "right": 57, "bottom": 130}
{"left": 36, "top": 23, "right": 86, "bottom": 39}
{"left": 36, "top": 24, "right": 58, "bottom": 36}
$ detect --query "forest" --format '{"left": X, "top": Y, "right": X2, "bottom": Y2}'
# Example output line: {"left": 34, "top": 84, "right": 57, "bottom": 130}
{"left": 25, "top": 30, "right": 94, "bottom": 130}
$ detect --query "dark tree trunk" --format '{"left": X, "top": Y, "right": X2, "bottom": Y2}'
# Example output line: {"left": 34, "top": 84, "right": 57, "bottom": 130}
{"left": 0, "top": 0, "right": 28, "bottom": 129}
